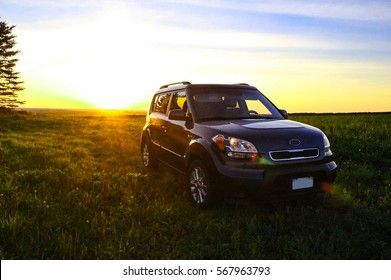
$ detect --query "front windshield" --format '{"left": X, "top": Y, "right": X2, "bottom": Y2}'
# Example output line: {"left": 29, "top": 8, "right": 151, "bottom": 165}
{"left": 189, "top": 88, "right": 282, "bottom": 121}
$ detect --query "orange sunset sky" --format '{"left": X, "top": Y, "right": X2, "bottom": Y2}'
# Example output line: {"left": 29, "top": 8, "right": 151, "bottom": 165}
{"left": 2, "top": 0, "right": 391, "bottom": 112}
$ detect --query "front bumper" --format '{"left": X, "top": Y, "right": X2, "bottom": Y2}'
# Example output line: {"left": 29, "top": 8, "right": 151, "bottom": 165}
{"left": 212, "top": 157, "right": 337, "bottom": 199}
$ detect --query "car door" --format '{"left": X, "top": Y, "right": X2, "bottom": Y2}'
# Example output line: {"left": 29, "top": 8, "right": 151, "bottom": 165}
{"left": 159, "top": 91, "right": 191, "bottom": 172}
{"left": 148, "top": 92, "right": 171, "bottom": 158}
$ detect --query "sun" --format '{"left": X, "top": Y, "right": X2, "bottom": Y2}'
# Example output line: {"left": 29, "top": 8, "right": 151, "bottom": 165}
{"left": 76, "top": 67, "right": 152, "bottom": 110}
{"left": 78, "top": 78, "right": 145, "bottom": 109}
{"left": 84, "top": 88, "right": 133, "bottom": 109}
{"left": 88, "top": 96, "right": 131, "bottom": 110}
{"left": 68, "top": 46, "right": 151, "bottom": 109}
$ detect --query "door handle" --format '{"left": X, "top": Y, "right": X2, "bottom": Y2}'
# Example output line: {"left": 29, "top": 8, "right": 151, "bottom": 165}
{"left": 161, "top": 125, "right": 167, "bottom": 132}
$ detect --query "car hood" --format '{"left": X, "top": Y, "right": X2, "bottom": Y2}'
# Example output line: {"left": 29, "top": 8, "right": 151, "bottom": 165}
{"left": 199, "top": 119, "right": 325, "bottom": 152}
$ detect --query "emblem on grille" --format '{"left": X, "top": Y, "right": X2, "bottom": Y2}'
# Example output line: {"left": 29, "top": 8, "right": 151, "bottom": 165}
{"left": 289, "top": 139, "right": 301, "bottom": 146}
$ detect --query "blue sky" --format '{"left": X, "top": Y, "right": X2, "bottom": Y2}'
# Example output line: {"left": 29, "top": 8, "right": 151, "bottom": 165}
{"left": 1, "top": 0, "right": 390, "bottom": 111}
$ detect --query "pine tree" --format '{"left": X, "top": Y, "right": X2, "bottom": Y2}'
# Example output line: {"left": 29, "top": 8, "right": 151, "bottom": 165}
{"left": 0, "top": 20, "right": 24, "bottom": 109}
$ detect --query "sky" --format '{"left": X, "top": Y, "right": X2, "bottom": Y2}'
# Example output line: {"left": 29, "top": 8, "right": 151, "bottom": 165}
{"left": 1, "top": 0, "right": 390, "bottom": 112}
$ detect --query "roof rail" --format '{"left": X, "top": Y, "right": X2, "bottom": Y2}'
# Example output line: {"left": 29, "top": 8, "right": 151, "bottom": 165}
{"left": 160, "top": 81, "right": 191, "bottom": 89}
{"left": 234, "top": 83, "right": 249, "bottom": 86}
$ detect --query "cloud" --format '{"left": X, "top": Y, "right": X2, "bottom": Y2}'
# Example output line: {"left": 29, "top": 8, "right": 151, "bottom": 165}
{"left": 161, "top": 0, "right": 391, "bottom": 21}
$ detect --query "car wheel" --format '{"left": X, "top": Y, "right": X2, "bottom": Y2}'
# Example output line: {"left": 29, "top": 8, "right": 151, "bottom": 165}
{"left": 141, "top": 141, "right": 158, "bottom": 169}
{"left": 187, "top": 160, "right": 215, "bottom": 208}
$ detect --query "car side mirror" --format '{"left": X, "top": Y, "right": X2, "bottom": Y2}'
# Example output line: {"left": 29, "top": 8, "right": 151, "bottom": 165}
{"left": 168, "top": 109, "right": 186, "bottom": 121}
{"left": 279, "top": 109, "right": 288, "bottom": 119}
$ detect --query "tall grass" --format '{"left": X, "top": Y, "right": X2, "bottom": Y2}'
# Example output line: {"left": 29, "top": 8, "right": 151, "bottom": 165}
{"left": 0, "top": 110, "right": 390, "bottom": 259}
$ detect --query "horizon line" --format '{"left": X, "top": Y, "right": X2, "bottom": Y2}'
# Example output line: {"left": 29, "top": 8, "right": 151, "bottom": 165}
{"left": 16, "top": 107, "right": 391, "bottom": 115}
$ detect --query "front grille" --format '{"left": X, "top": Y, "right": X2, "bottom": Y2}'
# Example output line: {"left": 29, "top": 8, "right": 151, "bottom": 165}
{"left": 269, "top": 148, "right": 319, "bottom": 162}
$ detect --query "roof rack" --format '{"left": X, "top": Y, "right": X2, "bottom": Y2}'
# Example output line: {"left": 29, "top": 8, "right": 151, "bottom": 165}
{"left": 160, "top": 81, "right": 191, "bottom": 89}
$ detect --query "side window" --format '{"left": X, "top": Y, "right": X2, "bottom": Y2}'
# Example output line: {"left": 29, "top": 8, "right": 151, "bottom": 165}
{"left": 153, "top": 93, "right": 171, "bottom": 114}
{"left": 169, "top": 91, "right": 186, "bottom": 111}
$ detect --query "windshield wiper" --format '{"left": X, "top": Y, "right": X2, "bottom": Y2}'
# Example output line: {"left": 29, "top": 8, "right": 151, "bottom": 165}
{"left": 199, "top": 116, "right": 232, "bottom": 121}
{"left": 237, "top": 115, "right": 277, "bottom": 119}
{"left": 199, "top": 115, "right": 277, "bottom": 121}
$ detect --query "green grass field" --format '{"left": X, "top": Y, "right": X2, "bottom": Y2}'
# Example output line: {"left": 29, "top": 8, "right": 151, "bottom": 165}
{"left": 0, "top": 109, "right": 390, "bottom": 259}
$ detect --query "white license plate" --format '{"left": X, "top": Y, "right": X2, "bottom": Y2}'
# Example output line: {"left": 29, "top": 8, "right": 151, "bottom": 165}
{"left": 292, "top": 177, "right": 313, "bottom": 190}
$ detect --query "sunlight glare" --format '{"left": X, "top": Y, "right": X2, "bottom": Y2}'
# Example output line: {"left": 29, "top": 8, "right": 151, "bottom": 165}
{"left": 19, "top": 4, "right": 157, "bottom": 109}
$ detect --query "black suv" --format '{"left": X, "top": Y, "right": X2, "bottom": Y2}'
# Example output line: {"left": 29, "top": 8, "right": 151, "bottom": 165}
{"left": 141, "top": 82, "right": 337, "bottom": 207}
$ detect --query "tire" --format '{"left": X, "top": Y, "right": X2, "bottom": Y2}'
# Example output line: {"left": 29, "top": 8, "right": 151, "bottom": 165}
{"left": 141, "top": 141, "right": 158, "bottom": 169}
{"left": 187, "top": 160, "right": 216, "bottom": 208}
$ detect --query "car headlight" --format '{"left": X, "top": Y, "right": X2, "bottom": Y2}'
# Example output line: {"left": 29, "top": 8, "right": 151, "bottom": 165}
{"left": 212, "top": 135, "right": 258, "bottom": 159}
{"left": 323, "top": 134, "right": 332, "bottom": 156}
